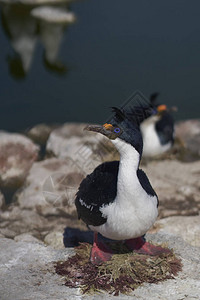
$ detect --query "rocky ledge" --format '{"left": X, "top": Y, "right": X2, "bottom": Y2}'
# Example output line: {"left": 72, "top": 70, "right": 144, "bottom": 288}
{"left": 0, "top": 233, "right": 200, "bottom": 300}
{"left": 0, "top": 119, "right": 199, "bottom": 299}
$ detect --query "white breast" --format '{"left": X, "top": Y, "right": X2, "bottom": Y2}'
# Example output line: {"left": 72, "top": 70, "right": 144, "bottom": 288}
{"left": 89, "top": 139, "right": 158, "bottom": 240}
{"left": 140, "top": 116, "right": 172, "bottom": 157}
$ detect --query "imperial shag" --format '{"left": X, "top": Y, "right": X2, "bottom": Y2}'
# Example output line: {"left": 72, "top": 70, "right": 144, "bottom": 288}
{"left": 140, "top": 93, "right": 176, "bottom": 157}
{"left": 75, "top": 107, "right": 167, "bottom": 264}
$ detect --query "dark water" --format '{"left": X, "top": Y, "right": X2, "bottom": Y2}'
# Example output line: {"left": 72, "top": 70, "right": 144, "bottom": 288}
{"left": 0, "top": 0, "right": 200, "bottom": 132}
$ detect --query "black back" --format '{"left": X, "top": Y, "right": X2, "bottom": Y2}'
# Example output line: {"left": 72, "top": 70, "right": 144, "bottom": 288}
{"left": 155, "top": 112, "right": 174, "bottom": 145}
{"left": 149, "top": 92, "right": 175, "bottom": 146}
{"left": 75, "top": 161, "right": 158, "bottom": 227}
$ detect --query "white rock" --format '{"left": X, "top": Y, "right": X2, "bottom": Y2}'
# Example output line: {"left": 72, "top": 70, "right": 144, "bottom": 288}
{"left": 0, "top": 208, "right": 49, "bottom": 237}
{"left": 154, "top": 216, "right": 200, "bottom": 247}
{"left": 143, "top": 159, "right": 200, "bottom": 218}
{"left": 15, "top": 157, "right": 85, "bottom": 216}
{"left": 26, "top": 123, "right": 55, "bottom": 146}
{"left": 44, "top": 231, "right": 64, "bottom": 249}
{"left": 0, "top": 233, "right": 200, "bottom": 300}
{"left": 14, "top": 233, "right": 43, "bottom": 244}
{"left": 0, "top": 131, "right": 39, "bottom": 189}
{"left": 175, "top": 119, "right": 200, "bottom": 159}
{"left": 46, "top": 123, "right": 118, "bottom": 175}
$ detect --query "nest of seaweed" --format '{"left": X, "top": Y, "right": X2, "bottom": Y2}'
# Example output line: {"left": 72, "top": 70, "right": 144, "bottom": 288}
{"left": 55, "top": 242, "right": 182, "bottom": 296}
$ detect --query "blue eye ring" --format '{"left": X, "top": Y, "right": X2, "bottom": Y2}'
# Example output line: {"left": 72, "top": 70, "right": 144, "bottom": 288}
{"left": 114, "top": 127, "right": 121, "bottom": 133}
{"left": 152, "top": 108, "right": 157, "bottom": 115}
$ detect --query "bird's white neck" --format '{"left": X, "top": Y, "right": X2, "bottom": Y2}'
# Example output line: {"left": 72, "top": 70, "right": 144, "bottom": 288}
{"left": 111, "top": 138, "right": 140, "bottom": 170}
{"left": 111, "top": 138, "right": 141, "bottom": 202}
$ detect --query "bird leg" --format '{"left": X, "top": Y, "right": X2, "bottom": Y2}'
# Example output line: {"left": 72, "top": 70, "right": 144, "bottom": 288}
{"left": 125, "top": 236, "right": 170, "bottom": 256}
{"left": 90, "top": 232, "right": 113, "bottom": 265}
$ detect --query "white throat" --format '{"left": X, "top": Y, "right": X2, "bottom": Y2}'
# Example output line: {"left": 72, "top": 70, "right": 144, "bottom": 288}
{"left": 111, "top": 138, "right": 140, "bottom": 169}
{"left": 111, "top": 138, "right": 141, "bottom": 203}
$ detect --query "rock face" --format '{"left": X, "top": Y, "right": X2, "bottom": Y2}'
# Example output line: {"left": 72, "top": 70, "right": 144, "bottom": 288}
{"left": 14, "top": 232, "right": 43, "bottom": 243}
{"left": 26, "top": 123, "right": 56, "bottom": 147}
{"left": 142, "top": 159, "right": 200, "bottom": 219}
{"left": 44, "top": 231, "right": 64, "bottom": 249}
{"left": 0, "top": 157, "right": 86, "bottom": 239}
{"left": 175, "top": 119, "right": 200, "bottom": 160}
{"left": 0, "top": 206, "right": 49, "bottom": 239}
{"left": 0, "top": 131, "right": 39, "bottom": 191}
{"left": 153, "top": 216, "right": 200, "bottom": 248}
{"left": 0, "top": 155, "right": 88, "bottom": 239}
{"left": 0, "top": 233, "right": 200, "bottom": 300}
{"left": 0, "top": 237, "right": 75, "bottom": 300}
{"left": 15, "top": 157, "right": 84, "bottom": 213}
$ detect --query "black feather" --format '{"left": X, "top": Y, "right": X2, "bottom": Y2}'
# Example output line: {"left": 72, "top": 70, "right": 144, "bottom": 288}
{"left": 111, "top": 107, "right": 126, "bottom": 122}
{"left": 155, "top": 112, "right": 174, "bottom": 145}
{"left": 137, "top": 169, "right": 158, "bottom": 206}
{"left": 125, "top": 104, "right": 154, "bottom": 126}
{"left": 150, "top": 92, "right": 160, "bottom": 105}
{"left": 75, "top": 161, "right": 118, "bottom": 226}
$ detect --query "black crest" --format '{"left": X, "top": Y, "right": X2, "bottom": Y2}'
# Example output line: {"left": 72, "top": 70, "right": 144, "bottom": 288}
{"left": 111, "top": 107, "right": 126, "bottom": 122}
{"left": 149, "top": 92, "right": 160, "bottom": 106}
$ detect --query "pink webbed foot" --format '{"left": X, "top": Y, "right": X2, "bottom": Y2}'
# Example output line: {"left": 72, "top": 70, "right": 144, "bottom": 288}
{"left": 90, "top": 232, "right": 113, "bottom": 265}
{"left": 125, "top": 237, "right": 170, "bottom": 256}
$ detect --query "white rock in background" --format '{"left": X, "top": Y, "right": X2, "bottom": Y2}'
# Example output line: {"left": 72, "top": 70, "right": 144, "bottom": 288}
{"left": 15, "top": 157, "right": 84, "bottom": 215}
{"left": 143, "top": 159, "right": 200, "bottom": 218}
{"left": 14, "top": 233, "right": 43, "bottom": 244}
{"left": 46, "top": 123, "right": 118, "bottom": 175}
{"left": 0, "top": 207, "right": 49, "bottom": 238}
{"left": 44, "top": 231, "right": 64, "bottom": 249}
{"left": 175, "top": 119, "right": 200, "bottom": 159}
{"left": 26, "top": 123, "right": 56, "bottom": 146}
{"left": 0, "top": 131, "right": 39, "bottom": 189}
{"left": 154, "top": 215, "right": 200, "bottom": 248}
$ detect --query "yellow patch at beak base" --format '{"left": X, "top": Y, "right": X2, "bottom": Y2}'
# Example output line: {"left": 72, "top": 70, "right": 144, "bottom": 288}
{"left": 103, "top": 123, "right": 114, "bottom": 130}
{"left": 157, "top": 104, "right": 167, "bottom": 112}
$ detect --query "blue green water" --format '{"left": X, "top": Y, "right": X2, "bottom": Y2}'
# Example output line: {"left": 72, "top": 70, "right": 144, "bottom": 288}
{"left": 0, "top": 0, "right": 200, "bottom": 131}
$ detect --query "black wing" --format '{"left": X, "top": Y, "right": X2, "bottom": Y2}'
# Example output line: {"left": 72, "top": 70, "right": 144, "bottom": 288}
{"left": 155, "top": 112, "right": 174, "bottom": 145}
{"left": 137, "top": 169, "right": 159, "bottom": 207}
{"left": 75, "top": 161, "right": 119, "bottom": 226}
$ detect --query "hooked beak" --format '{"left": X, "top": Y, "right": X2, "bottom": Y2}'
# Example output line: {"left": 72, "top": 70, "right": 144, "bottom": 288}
{"left": 84, "top": 123, "right": 117, "bottom": 139}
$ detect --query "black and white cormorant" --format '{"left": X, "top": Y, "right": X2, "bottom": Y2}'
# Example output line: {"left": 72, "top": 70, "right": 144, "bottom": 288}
{"left": 75, "top": 107, "right": 167, "bottom": 264}
{"left": 140, "top": 93, "right": 176, "bottom": 157}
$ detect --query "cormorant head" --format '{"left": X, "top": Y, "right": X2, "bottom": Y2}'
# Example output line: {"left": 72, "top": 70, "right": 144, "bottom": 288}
{"left": 85, "top": 106, "right": 151, "bottom": 155}
{"left": 149, "top": 92, "right": 177, "bottom": 117}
